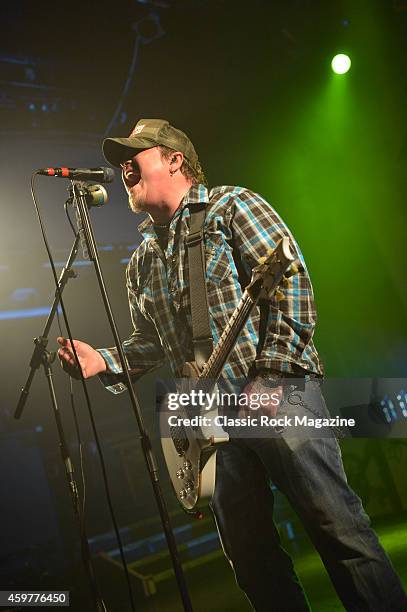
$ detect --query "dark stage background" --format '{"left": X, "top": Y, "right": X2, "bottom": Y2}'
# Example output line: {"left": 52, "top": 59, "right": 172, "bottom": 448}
{"left": 0, "top": 1, "right": 406, "bottom": 610}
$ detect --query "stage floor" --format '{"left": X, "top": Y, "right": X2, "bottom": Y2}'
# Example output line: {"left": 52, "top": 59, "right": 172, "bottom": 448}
{"left": 118, "top": 515, "right": 407, "bottom": 611}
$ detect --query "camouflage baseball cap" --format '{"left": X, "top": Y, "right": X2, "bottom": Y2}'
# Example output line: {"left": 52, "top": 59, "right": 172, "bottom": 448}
{"left": 102, "top": 118, "right": 199, "bottom": 172}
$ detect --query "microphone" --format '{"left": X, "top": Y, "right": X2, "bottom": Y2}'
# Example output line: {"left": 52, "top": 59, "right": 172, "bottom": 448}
{"left": 37, "top": 167, "right": 115, "bottom": 183}
{"left": 66, "top": 184, "right": 109, "bottom": 208}
{"left": 82, "top": 184, "right": 109, "bottom": 208}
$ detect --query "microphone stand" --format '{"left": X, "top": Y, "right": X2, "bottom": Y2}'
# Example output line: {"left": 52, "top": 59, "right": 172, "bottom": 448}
{"left": 72, "top": 182, "right": 194, "bottom": 612}
{"left": 15, "top": 206, "right": 107, "bottom": 612}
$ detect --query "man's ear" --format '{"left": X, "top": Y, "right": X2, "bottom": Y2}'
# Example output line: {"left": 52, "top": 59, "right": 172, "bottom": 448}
{"left": 169, "top": 151, "right": 184, "bottom": 172}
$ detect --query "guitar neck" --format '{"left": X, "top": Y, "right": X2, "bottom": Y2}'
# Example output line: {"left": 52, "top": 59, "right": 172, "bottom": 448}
{"left": 197, "top": 237, "right": 295, "bottom": 384}
{"left": 199, "top": 289, "right": 256, "bottom": 381}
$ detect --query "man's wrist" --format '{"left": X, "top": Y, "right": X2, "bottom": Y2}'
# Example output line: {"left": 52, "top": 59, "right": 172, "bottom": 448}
{"left": 255, "top": 370, "right": 283, "bottom": 389}
{"left": 97, "top": 352, "right": 107, "bottom": 373}
{"left": 95, "top": 348, "right": 112, "bottom": 374}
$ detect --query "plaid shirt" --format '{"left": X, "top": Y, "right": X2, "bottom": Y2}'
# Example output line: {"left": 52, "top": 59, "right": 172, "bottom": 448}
{"left": 98, "top": 184, "right": 324, "bottom": 394}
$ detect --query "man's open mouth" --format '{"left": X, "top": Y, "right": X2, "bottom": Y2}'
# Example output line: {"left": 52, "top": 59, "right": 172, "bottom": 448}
{"left": 125, "top": 171, "right": 141, "bottom": 187}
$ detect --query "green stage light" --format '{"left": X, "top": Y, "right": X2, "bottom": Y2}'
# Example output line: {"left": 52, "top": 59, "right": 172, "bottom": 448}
{"left": 331, "top": 54, "right": 351, "bottom": 74}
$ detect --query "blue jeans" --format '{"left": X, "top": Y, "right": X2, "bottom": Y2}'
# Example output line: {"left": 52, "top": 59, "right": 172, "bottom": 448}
{"left": 210, "top": 380, "right": 407, "bottom": 611}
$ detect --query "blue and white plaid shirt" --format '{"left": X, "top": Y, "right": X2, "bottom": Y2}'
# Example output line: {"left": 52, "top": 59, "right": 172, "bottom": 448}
{"left": 98, "top": 184, "right": 324, "bottom": 393}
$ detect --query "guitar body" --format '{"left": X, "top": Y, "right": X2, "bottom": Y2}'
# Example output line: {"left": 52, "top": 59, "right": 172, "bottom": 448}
{"left": 160, "top": 435, "right": 218, "bottom": 512}
{"left": 160, "top": 361, "right": 229, "bottom": 513}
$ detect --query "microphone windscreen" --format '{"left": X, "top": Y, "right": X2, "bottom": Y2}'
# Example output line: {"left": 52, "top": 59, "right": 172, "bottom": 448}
{"left": 102, "top": 167, "right": 115, "bottom": 183}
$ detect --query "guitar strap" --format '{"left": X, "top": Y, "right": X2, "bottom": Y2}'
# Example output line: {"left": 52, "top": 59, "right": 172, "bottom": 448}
{"left": 186, "top": 203, "right": 213, "bottom": 370}
{"left": 186, "top": 201, "right": 270, "bottom": 375}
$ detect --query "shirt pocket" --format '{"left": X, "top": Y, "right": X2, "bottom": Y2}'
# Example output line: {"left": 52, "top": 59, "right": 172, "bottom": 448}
{"left": 205, "top": 238, "right": 233, "bottom": 286}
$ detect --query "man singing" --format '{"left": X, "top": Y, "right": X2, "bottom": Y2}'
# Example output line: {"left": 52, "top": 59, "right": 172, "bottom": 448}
{"left": 58, "top": 119, "right": 406, "bottom": 611}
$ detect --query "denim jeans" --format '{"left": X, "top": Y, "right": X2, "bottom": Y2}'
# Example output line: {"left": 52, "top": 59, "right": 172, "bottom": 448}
{"left": 210, "top": 380, "right": 407, "bottom": 611}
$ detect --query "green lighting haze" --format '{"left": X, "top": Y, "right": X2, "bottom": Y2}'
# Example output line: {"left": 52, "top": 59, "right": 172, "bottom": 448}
{"left": 249, "top": 3, "right": 406, "bottom": 376}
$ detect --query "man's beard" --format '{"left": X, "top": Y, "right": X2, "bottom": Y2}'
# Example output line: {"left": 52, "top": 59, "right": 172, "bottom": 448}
{"left": 128, "top": 191, "right": 148, "bottom": 214}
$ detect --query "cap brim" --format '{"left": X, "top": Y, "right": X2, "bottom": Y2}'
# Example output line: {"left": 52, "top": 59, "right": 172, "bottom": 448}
{"left": 102, "top": 137, "right": 156, "bottom": 167}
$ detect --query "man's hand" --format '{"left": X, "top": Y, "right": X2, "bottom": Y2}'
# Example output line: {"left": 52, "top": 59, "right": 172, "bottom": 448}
{"left": 239, "top": 377, "right": 283, "bottom": 419}
{"left": 57, "top": 337, "right": 107, "bottom": 380}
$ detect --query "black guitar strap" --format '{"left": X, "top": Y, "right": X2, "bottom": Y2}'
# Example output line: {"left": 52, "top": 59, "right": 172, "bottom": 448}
{"left": 186, "top": 203, "right": 213, "bottom": 370}
{"left": 186, "top": 202, "right": 270, "bottom": 376}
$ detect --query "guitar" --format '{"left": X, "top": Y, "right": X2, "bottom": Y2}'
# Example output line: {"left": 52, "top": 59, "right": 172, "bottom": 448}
{"left": 160, "top": 237, "right": 298, "bottom": 513}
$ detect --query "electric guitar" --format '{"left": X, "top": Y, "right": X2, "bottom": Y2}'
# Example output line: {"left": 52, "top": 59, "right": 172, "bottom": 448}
{"left": 160, "top": 237, "right": 298, "bottom": 513}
